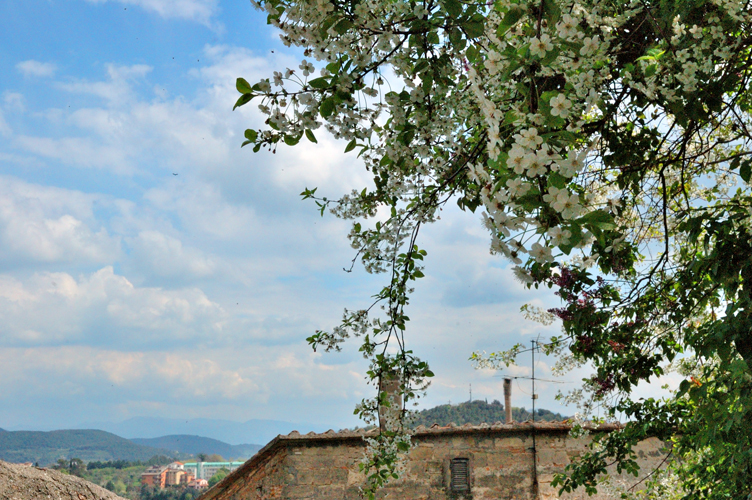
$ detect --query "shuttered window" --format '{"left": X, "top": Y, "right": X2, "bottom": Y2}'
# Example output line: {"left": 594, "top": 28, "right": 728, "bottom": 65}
{"left": 450, "top": 458, "right": 470, "bottom": 492}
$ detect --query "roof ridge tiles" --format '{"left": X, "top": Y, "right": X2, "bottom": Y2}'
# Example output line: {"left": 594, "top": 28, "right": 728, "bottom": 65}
{"left": 271, "top": 421, "right": 622, "bottom": 443}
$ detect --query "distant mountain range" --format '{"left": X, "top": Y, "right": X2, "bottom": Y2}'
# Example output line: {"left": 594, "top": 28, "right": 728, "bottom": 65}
{"left": 0, "top": 430, "right": 263, "bottom": 465}
{"left": 130, "top": 435, "right": 262, "bottom": 460}
{"left": 0, "top": 429, "right": 177, "bottom": 465}
{"left": 75, "top": 417, "right": 330, "bottom": 445}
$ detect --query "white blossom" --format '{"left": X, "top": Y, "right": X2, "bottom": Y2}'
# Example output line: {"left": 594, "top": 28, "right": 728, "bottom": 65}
{"left": 550, "top": 93, "right": 573, "bottom": 118}
{"left": 530, "top": 34, "right": 554, "bottom": 58}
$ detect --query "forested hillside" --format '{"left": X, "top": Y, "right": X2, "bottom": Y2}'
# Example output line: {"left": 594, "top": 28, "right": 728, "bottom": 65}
{"left": 0, "top": 430, "right": 177, "bottom": 465}
{"left": 411, "top": 400, "right": 567, "bottom": 427}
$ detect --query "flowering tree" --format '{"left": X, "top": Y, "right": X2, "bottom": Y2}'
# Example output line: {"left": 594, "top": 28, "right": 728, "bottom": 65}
{"left": 235, "top": 0, "right": 752, "bottom": 497}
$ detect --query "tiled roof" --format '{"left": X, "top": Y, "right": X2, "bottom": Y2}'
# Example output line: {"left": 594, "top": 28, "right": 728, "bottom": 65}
{"left": 276, "top": 420, "right": 622, "bottom": 442}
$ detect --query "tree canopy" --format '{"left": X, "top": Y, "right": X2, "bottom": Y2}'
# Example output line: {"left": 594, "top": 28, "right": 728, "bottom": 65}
{"left": 235, "top": 0, "right": 752, "bottom": 497}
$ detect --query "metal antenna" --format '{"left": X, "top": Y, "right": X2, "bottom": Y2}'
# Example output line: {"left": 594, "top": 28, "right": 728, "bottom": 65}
{"left": 531, "top": 339, "right": 540, "bottom": 499}
{"left": 531, "top": 340, "right": 536, "bottom": 423}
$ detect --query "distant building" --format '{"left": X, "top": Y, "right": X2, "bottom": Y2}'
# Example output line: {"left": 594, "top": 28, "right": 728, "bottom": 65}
{"left": 183, "top": 462, "right": 244, "bottom": 480}
{"left": 141, "top": 462, "right": 196, "bottom": 488}
{"left": 189, "top": 478, "right": 210, "bottom": 490}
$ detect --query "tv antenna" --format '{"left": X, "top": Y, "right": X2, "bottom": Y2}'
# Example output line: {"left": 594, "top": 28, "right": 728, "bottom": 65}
{"left": 531, "top": 340, "right": 539, "bottom": 422}
{"left": 530, "top": 339, "right": 540, "bottom": 499}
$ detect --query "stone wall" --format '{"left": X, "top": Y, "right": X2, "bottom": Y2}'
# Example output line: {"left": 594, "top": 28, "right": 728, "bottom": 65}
{"left": 199, "top": 424, "right": 668, "bottom": 500}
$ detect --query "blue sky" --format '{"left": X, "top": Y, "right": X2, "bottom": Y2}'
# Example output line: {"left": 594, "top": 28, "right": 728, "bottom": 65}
{"left": 0, "top": 0, "right": 656, "bottom": 435}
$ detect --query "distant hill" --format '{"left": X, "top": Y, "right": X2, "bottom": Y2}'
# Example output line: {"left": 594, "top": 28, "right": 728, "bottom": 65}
{"left": 411, "top": 399, "right": 568, "bottom": 427}
{"left": 0, "top": 430, "right": 179, "bottom": 465}
{"left": 78, "top": 417, "right": 330, "bottom": 446}
{"left": 130, "top": 435, "right": 262, "bottom": 460}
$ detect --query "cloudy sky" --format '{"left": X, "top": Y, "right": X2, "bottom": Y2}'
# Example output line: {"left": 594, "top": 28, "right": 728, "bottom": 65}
{"left": 0, "top": 0, "right": 651, "bottom": 436}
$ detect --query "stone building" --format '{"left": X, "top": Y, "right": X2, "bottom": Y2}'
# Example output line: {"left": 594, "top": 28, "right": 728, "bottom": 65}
{"left": 197, "top": 421, "right": 667, "bottom": 500}
{"left": 141, "top": 461, "right": 195, "bottom": 488}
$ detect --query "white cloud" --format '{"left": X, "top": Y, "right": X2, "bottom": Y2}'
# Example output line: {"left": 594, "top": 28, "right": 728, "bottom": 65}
{"left": 0, "top": 343, "right": 365, "bottom": 428}
{"left": 127, "top": 230, "right": 216, "bottom": 280}
{"left": 0, "top": 176, "right": 121, "bottom": 266}
{"left": 3, "top": 92, "right": 25, "bottom": 112}
{"left": 13, "top": 135, "right": 137, "bottom": 174}
{"left": 0, "top": 110, "right": 10, "bottom": 137}
{"left": 0, "top": 267, "right": 226, "bottom": 348}
{"left": 59, "top": 63, "right": 152, "bottom": 103}
{"left": 16, "top": 60, "right": 57, "bottom": 78}
{"left": 84, "top": 0, "right": 219, "bottom": 25}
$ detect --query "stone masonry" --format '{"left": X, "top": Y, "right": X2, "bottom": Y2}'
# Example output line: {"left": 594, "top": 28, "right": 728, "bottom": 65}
{"left": 198, "top": 422, "right": 668, "bottom": 500}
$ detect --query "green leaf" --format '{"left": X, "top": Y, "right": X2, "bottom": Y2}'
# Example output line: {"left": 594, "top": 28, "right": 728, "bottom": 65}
{"left": 233, "top": 93, "right": 253, "bottom": 110}
{"left": 644, "top": 64, "right": 657, "bottom": 78}
{"left": 236, "top": 77, "right": 253, "bottom": 94}
{"left": 333, "top": 18, "right": 353, "bottom": 35}
{"left": 466, "top": 44, "right": 481, "bottom": 63}
{"left": 244, "top": 129, "right": 258, "bottom": 142}
{"left": 344, "top": 139, "right": 357, "bottom": 153}
{"left": 399, "top": 129, "right": 415, "bottom": 146}
{"left": 577, "top": 209, "right": 616, "bottom": 230}
{"left": 305, "top": 129, "right": 318, "bottom": 144}
{"left": 443, "top": 0, "right": 462, "bottom": 17}
{"left": 320, "top": 97, "right": 336, "bottom": 118}
{"left": 449, "top": 27, "right": 466, "bottom": 50}
{"left": 637, "top": 48, "right": 665, "bottom": 61}
{"left": 540, "top": 47, "right": 560, "bottom": 65}
{"left": 308, "top": 77, "right": 330, "bottom": 89}
{"left": 542, "top": 0, "right": 561, "bottom": 24}
{"left": 413, "top": 60, "right": 429, "bottom": 74}
{"left": 284, "top": 134, "right": 301, "bottom": 146}
{"left": 741, "top": 160, "right": 752, "bottom": 183}
{"left": 319, "top": 16, "right": 337, "bottom": 37}
{"left": 548, "top": 172, "right": 567, "bottom": 189}
{"left": 499, "top": 5, "right": 524, "bottom": 29}
{"left": 462, "top": 17, "right": 485, "bottom": 38}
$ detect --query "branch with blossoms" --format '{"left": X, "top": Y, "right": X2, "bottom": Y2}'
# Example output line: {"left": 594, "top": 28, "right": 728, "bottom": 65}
{"left": 234, "top": 0, "right": 752, "bottom": 496}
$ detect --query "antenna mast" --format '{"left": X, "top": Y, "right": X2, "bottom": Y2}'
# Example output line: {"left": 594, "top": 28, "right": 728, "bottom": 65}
{"left": 531, "top": 340, "right": 536, "bottom": 422}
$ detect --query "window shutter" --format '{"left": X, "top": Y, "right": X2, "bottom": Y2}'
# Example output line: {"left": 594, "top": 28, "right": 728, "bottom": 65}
{"left": 450, "top": 458, "right": 470, "bottom": 492}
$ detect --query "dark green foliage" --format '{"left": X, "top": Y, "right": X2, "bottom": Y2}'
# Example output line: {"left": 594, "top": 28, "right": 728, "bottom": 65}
{"left": 411, "top": 399, "right": 567, "bottom": 427}
{"left": 208, "top": 467, "right": 230, "bottom": 487}
{"left": 87, "top": 455, "right": 174, "bottom": 470}
{"left": 82, "top": 463, "right": 166, "bottom": 500}
{"left": 139, "top": 485, "right": 195, "bottom": 500}
{"left": 51, "top": 458, "right": 86, "bottom": 476}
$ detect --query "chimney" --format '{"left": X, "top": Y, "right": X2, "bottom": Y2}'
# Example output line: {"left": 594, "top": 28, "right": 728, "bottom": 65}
{"left": 503, "top": 378, "right": 513, "bottom": 424}
{"left": 378, "top": 369, "right": 403, "bottom": 432}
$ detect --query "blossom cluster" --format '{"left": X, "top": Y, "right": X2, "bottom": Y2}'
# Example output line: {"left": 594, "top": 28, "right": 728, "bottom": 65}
{"left": 238, "top": 0, "right": 752, "bottom": 492}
